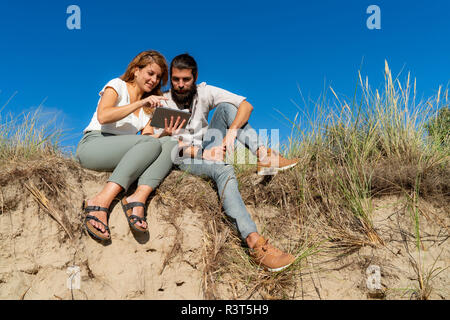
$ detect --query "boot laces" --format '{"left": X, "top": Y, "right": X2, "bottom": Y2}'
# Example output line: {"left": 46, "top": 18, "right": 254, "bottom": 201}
{"left": 260, "top": 239, "right": 283, "bottom": 255}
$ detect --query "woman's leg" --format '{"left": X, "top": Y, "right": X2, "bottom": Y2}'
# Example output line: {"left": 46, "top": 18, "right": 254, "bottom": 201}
{"left": 136, "top": 136, "right": 178, "bottom": 189}
{"left": 124, "top": 136, "right": 179, "bottom": 229}
{"left": 76, "top": 132, "right": 162, "bottom": 236}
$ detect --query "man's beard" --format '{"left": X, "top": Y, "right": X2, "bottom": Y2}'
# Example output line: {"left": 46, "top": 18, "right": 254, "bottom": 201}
{"left": 171, "top": 85, "right": 197, "bottom": 109}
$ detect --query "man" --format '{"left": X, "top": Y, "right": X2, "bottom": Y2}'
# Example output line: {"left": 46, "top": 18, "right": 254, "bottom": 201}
{"left": 163, "top": 53, "right": 298, "bottom": 272}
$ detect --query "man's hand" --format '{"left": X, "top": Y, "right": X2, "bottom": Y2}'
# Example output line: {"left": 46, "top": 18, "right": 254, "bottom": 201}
{"left": 160, "top": 116, "right": 186, "bottom": 137}
{"left": 202, "top": 146, "right": 226, "bottom": 162}
{"left": 222, "top": 129, "right": 238, "bottom": 154}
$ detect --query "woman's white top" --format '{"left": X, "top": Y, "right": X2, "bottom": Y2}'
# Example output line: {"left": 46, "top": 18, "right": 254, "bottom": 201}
{"left": 83, "top": 78, "right": 152, "bottom": 135}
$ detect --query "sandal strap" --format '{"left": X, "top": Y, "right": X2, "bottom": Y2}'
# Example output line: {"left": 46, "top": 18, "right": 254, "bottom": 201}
{"left": 122, "top": 201, "right": 145, "bottom": 212}
{"left": 127, "top": 214, "right": 147, "bottom": 225}
{"left": 84, "top": 205, "right": 109, "bottom": 214}
{"left": 85, "top": 215, "right": 110, "bottom": 232}
{"left": 121, "top": 200, "right": 148, "bottom": 229}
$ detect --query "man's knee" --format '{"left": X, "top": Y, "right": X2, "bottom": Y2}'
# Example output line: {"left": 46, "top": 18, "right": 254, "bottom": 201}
{"left": 215, "top": 103, "right": 237, "bottom": 116}
{"left": 208, "top": 103, "right": 237, "bottom": 135}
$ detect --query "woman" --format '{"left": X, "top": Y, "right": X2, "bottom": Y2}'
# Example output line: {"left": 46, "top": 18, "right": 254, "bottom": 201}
{"left": 76, "top": 50, "right": 185, "bottom": 241}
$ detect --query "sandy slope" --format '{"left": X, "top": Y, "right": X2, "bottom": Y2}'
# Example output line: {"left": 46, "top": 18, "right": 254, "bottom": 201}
{"left": 0, "top": 161, "right": 448, "bottom": 300}
{"left": 0, "top": 166, "right": 204, "bottom": 300}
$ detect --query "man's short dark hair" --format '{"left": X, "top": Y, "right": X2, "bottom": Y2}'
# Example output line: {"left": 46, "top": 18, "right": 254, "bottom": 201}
{"left": 170, "top": 53, "right": 198, "bottom": 80}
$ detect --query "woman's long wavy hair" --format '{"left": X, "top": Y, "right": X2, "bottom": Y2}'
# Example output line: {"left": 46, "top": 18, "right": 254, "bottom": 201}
{"left": 120, "top": 50, "right": 168, "bottom": 114}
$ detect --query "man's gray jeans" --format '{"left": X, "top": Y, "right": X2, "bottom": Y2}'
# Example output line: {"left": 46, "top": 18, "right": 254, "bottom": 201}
{"left": 177, "top": 103, "right": 265, "bottom": 240}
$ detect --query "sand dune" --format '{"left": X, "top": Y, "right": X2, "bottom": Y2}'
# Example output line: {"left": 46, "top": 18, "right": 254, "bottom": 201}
{"left": 0, "top": 159, "right": 448, "bottom": 300}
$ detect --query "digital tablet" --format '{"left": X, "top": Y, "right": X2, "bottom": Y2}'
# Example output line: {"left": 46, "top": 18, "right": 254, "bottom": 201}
{"left": 150, "top": 106, "right": 191, "bottom": 129}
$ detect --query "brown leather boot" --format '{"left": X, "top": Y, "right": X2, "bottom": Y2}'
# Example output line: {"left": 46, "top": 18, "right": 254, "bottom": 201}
{"left": 249, "top": 236, "right": 295, "bottom": 272}
{"left": 257, "top": 148, "right": 299, "bottom": 175}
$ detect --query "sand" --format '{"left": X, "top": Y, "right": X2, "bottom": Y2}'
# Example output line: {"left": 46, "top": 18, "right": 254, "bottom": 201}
{"left": 0, "top": 166, "right": 205, "bottom": 300}
{"left": 0, "top": 162, "right": 448, "bottom": 300}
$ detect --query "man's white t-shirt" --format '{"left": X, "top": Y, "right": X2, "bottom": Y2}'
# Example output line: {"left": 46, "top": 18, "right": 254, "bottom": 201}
{"left": 83, "top": 78, "right": 152, "bottom": 135}
{"left": 163, "top": 82, "right": 246, "bottom": 146}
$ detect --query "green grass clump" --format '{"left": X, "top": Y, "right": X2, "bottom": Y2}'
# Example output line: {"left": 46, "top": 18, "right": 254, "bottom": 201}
{"left": 0, "top": 102, "right": 63, "bottom": 165}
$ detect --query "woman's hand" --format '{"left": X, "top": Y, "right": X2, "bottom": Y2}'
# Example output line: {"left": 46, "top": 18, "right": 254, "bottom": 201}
{"left": 97, "top": 89, "right": 168, "bottom": 124}
{"left": 142, "top": 95, "right": 169, "bottom": 109}
{"left": 160, "top": 116, "right": 187, "bottom": 137}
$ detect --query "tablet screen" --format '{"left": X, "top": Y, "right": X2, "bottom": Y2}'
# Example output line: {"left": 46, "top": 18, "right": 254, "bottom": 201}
{"left": 150, "top": 106, "right": 191, "bottom": 129}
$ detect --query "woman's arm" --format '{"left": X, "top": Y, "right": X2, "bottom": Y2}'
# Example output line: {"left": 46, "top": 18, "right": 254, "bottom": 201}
{"left": 141, "top": 120, "right": 156, "bottom": 136}
{"left": 97, "top": 87, "right": 167, "bottom": 124}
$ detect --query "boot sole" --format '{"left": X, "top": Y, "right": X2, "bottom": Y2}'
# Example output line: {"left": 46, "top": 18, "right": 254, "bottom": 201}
{"left": 266, "top": 262, "right": 294, "bottom": 272}
{"left": 257, "top": 167, "right": 277, "bottom": 176}
{"left": 276, "top": 162, "right": 299, "bottom": 171}
{"left": 257, "top": 161, "right": 299, "bottom": 176}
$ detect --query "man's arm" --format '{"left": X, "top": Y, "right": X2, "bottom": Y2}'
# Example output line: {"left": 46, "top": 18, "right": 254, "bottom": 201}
{"left": 229, "top": 100, "right": 253, "bottom": 130}
{"left": 222, "top": 100, "right": 254, "bottom": 151}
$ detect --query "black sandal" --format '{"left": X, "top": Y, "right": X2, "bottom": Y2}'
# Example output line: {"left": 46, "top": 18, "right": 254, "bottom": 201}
{"left": 83, "top": 200, "right": 111, "bottom": 241}
{"left": 121, "top": 197, "right": 148, "bottom": 233}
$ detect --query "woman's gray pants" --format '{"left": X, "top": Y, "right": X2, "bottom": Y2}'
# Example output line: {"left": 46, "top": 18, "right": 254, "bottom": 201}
{"left": 76, "top": 131, "right": 177, "bottom": 191}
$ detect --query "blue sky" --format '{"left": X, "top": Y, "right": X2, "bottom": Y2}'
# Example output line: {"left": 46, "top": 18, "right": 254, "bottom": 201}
{"left": 1, "top": 0, "right": 449, "bottom": 153}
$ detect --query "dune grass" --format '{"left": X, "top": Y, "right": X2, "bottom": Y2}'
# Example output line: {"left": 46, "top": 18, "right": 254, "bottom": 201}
{"left": 0, "top": 99, "right": 63, "bottom": 164}
{"left": 221, "top": 61, "right": 449, "bottom": 298}
{"left": 242, "top": 60, "right": 448, "bottom": 244}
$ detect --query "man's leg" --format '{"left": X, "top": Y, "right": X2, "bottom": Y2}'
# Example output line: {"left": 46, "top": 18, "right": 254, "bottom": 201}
{"left": 205, "top": 103, "right": 299, "bottom": 175}
{"left": 177, "top": 160, "right": 258, "bottom": 241}
{"left": 177, "top": 124, "right": 295, "bottom": 271}
{"left": 177, "top": 157, "right": 295, "bottom": 271}
{"left": 203, "top": 102, "right": 264, "bottom": 154}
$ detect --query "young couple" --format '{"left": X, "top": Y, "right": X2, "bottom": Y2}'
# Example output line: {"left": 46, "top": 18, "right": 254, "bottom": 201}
{"left": 76, "top": 50, "right": 299, "bottom": 272}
